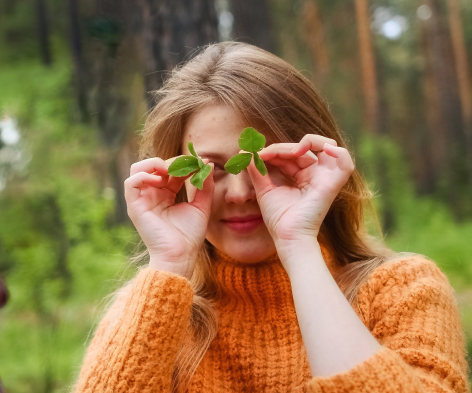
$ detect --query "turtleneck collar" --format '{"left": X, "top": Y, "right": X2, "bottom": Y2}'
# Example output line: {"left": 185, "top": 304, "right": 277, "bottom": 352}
{"left": 211, "top": 240, "right": 339, "bottom": 315}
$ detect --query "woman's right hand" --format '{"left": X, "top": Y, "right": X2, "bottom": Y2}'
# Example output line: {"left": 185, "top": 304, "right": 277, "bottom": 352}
{"left": 124, "top": 156, "right": 215, "bottom": 280}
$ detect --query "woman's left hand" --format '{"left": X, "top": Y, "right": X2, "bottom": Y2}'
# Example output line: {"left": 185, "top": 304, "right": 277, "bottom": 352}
{"left": 246, "top": 134, "right": 355, "bottom": 249}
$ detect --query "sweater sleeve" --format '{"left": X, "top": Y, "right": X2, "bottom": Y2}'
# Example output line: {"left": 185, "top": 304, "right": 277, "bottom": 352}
{"left": 72, "top": 266, "right": 194, "bottom": 393}
{"left": 306, "top": 255, "right": 471, "bottom": 393}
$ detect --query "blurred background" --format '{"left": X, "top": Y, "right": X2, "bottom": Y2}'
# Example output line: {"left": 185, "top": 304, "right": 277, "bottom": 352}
{"left": 0, "top": 0, "right": 471, "bottom": 391}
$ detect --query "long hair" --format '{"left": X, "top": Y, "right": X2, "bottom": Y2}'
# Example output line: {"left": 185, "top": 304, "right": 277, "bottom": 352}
{"left": 112, "top": 42, "right": 418, "bottom": 392}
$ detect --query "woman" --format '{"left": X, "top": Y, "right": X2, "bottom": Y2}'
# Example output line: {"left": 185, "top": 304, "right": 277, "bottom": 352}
{"left": 72, "top": 42, "right": 470, "bottom": 392}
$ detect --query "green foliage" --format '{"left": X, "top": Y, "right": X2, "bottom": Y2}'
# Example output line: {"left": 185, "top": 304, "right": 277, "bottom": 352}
{"left": 190, "top": 164, "right": 212, "bottom": 189}
{"left": 238, "top": 127, "right": 266, "bottom": 152}
{"left": 0, "top": 52, "right": 136, "bottom": 392}
{"left": 253, "top": 151, "right": 268, "bottom": 176}
{"left": 167, "top": 142, "right": 212, "bottom": 190}
{"left": 224, "top": 152, "right": 253, "bottom": 174}
{"left": 224, "top": 127, "right": 268, "bottom": 175}
{"left": 167, "top": 156, "right": 200, "bottom": 176}
{"left": 357, "top": 135, "right": 472, "bottom": 291}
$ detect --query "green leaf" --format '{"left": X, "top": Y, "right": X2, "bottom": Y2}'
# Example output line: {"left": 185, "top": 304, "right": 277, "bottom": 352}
{"left": 168, "top": 156, "right": 200, "bottom": 176}
{"left": 253, "top": 152, "right": 268, "bottom": 176}
{"left": 238, "top": 127, "right": 266, "bottom": 153}
{"left": 224, "top": 153, "right": 252, "bottom": 174}
{"left": 197, "top": 157, "right": 205, "bottom": 170}
{"left": 188, "top": 142, "right": 198, "bottom": 158}
{"left": 190, "top": 163, "right": 212, "bottom": 190}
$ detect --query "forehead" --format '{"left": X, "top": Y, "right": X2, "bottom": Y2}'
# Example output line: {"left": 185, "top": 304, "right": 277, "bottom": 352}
{"left": 182, "top": 105, "right": 273, "bottom": 157}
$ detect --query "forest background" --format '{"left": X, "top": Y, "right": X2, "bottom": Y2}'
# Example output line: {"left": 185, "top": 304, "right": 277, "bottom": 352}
{"left": 0, "top": 0, "right": 471, "bottom": 392}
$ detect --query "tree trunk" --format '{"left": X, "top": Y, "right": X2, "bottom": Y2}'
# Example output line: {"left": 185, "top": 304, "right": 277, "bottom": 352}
{"left": 446, "top": 0, "right": 472, "bottom": 188}
{"left": 421, "top": 0, "right": 466, "bottom": 217}
{"left": 35, "top": 0, "right": 52, "bottom": 66}
{"left": 68, "top": 0, "right": 90, "bottom": 122}
{"left": 141, "top": 0, "right": 219, "bottom": 106}
{"left": 229, "top": 0, "right": 275, "bottom": 54}
{"left": 354, "top": 0, "right": 379, "bottom": 134}
{"left": 302, "top": 0, "right": 330, "bottom": 85}
{"left": 418, "top": 16, "right": 444, "bottom": 194}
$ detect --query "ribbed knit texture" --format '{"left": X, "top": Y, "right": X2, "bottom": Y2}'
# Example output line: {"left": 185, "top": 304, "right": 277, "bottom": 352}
{"left": 73, "top": 243, "right": 470, "bottom": 392}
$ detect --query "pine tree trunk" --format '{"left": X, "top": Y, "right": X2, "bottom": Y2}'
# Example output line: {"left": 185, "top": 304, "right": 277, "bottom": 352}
{"left": 141, "top": 0, "right": 219, "bottom": 106}
{"left": 419, "top": 22, "right": 442, "bottom": 194}
{"left": 421, "top": 0, "right": 466, "bottom": 217}
{"left": 67, "top": 0, "right": 89, "bottom": 122}
{"left": 35, "top": 0, "right": 52, "bottom": 66}
{"left": 354, "top": 0, "right": 379, "bottom": 134}
{"left": 229, "top": 0, "right": 275, "bottom": 53}
{"left": 446, "top": 0, "right": 472, "bottom": 188}
{"left": 302, "top": 0, "right": 330, "bottom": 85}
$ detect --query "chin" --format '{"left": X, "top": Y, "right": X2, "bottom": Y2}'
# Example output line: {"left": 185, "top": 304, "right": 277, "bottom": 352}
{"left": 211, "top": 237, "right": 277, "bottom": 264}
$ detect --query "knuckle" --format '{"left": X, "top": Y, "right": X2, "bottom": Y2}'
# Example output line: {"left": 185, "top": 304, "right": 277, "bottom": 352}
{"left": 301, "top": 134, "right": 312, "bottom": 142}
{"left": 129, "top": 164, "right": 139, "bottom": 176}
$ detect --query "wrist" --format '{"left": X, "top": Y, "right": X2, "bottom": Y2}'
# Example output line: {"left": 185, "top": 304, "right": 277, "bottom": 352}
{"left": 149, "top": 257, "right": 194, "bottom": 281}
{"left": 275, "top": 238, "right": 323, "bottom": 277}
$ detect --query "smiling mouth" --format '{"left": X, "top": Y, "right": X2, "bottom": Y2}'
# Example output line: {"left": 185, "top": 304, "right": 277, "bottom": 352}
{"left": 222, "top": 216, "right": 264, "bottom": 233}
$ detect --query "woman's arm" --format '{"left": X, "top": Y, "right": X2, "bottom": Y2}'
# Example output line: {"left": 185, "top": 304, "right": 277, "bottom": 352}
{"left": 72, "top": 266, "right": 194, "bottom": 393}
{"left": 283, "top": 239, "right": 382, "bottom": 377}
{"left": 282, "top": 239, "right": 470, "bottom": 393}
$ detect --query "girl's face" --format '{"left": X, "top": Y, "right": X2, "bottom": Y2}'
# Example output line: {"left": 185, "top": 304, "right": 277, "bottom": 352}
{"left": 182, "top": 104, "right": 293, "bottom": 264}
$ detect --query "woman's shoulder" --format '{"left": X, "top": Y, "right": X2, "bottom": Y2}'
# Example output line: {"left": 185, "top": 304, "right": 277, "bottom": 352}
{"left": 356, "top": 252, "right": 459, "bottom": 327}
{"left": 362, "top": 252, "right": 449, "bottom": 294}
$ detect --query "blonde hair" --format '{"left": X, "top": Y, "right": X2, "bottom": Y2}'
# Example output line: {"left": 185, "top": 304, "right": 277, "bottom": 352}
{"left": 115, "top": 42, "right": 417, "bottom": 392}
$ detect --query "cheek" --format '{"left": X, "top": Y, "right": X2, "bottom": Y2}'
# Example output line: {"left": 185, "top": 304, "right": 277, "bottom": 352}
{"left": 209, "top": 182, "right": 224, "bottom": 217}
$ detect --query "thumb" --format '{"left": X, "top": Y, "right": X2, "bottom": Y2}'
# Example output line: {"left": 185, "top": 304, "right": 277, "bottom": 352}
{"left": 246, "top": 153, "right": 275, "bottom": 200}
{"left": 189, "top": 163, "right": 214, "bottom": 216}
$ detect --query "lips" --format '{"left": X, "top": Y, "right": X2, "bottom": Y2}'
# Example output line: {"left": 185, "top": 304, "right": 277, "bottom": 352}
{"left": 222, "top": 214, "right": 262, "bottom": 222}
{"left": 222, "top": 214, "right": 264, "bottom": 234}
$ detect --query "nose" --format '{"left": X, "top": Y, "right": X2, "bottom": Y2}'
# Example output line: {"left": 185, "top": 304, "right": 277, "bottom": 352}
{"left": 224, "top": 170, "right": 257, "bottom": 205}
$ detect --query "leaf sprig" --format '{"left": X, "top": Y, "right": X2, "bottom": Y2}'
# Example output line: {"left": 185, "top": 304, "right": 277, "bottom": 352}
{"left": 167, "top": 128, "right": 267, "bottom": 190}
{"left": 224, "top": 127, "right": 268, "bottom": 176}
{"left": 167, "top": 142, "right": 212, "bottom": 190}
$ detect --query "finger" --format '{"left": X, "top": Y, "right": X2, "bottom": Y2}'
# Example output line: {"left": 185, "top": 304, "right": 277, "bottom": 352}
{"left": 323, "top": 143, "right": 355, "bottom": 174}
{"left": 124, "top": 172, "right": 167, "bottom": 203}
{"left": 263, "top": 157, "right": 300, "bottom": 177}
{"left": 317, "top": 151, "right": 338, "bottom": 170}
{"left": 259, "top": 144, "right": 318, "bottom": 162}
{"left": 266, "top": 151, "right": 317, "bottom": 170}
{"left": 166, "top": 173, "right": 194, "bottom": 194}
{"left": 246, "top": 155, "right": 276, "bottom": 200}
{"left": 321, "top": 144, "right": 355, "bottom": 185}
{"left": 261, "top": 150, "right": 318, "bottom": 167}
{"left": 189, "top": 163, "right": 214, "bottom": 216}
{"left": 130, "top": 157, "right": 170, "bottom": 178}
{"left": 259, "top": 143, "right": 298, "bottom": 159}
{"left": 291, "top": 134, "right": 337, "bottom": 156}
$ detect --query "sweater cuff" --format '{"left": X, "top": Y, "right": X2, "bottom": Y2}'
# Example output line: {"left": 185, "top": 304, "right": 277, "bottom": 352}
{"left": 306, "top": 346, "right": 424, "bottom": 393}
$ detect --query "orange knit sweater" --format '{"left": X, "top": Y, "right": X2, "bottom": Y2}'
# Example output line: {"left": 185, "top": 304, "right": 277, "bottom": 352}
{"left": 72, "top": 242, "right": 470, "bottom": 392}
